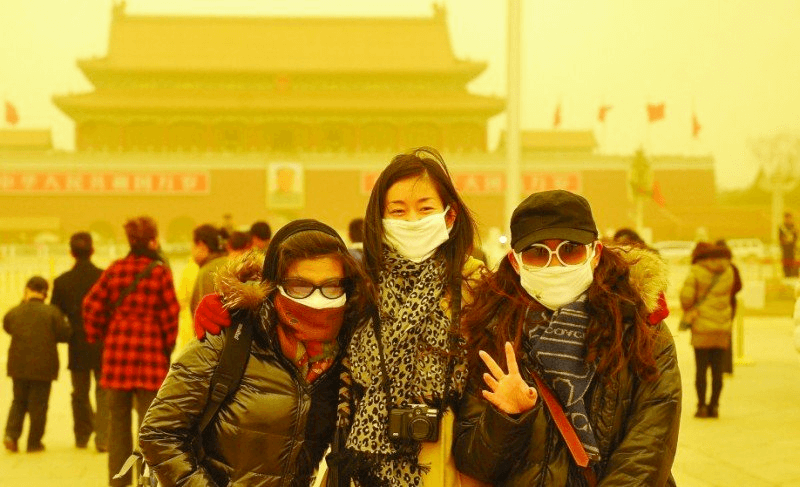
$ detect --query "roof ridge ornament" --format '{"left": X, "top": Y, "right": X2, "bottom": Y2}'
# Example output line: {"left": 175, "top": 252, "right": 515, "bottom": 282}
{"left": 112, "top": 0, "right": 126, "bottom": 19}
{"left": 432, "top": 3, "right": 446, "bottom": 20}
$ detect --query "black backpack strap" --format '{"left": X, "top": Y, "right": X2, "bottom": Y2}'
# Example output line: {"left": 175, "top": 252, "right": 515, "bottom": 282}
{"left": 196, "top": 312, "right": 255, "bottom": 435}
{"left": 111, "top": 260, "right": 161, "bottom": 311}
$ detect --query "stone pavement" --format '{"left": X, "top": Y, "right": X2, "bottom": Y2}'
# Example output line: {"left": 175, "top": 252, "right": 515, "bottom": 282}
{"left": 1, "top": 313, "right": 799, "bottom": 486}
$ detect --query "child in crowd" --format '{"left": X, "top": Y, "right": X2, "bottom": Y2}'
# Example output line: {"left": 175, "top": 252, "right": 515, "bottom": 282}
{"left": 3, "top": 276, "right": 72, "bottom": 453}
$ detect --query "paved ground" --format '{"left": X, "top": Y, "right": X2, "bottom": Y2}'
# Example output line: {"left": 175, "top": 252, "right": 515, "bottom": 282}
{"left": 1, "top": 309, "right": 799, "bottom": 486}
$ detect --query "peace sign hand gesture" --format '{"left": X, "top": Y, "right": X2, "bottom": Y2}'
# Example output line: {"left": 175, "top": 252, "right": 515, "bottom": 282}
{"left": 479, "top": 342, "right": 538, "bottom": 415}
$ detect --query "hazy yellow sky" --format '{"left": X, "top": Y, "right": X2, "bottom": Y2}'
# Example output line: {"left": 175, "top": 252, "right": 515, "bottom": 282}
{"left": 2, "top": 0, "right": 800, "bottom": 190}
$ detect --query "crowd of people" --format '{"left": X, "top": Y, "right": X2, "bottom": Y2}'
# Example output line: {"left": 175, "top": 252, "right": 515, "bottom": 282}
{"left": 11, "top": 145, "right": 767, "bottom": 486}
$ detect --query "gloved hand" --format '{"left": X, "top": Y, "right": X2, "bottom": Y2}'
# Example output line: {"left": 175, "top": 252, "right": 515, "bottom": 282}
{"left": 194, "top": 294, "right": 232, "bottom": 340}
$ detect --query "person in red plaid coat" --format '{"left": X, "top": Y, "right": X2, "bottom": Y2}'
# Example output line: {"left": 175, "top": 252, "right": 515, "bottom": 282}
{"left": 83, "top": 216, "right": 179, "bottom": 487}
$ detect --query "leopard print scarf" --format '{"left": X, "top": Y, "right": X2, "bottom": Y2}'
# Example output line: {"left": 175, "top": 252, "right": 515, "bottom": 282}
{"left": 344, "top": 248, "right": 467, "bottom": 486}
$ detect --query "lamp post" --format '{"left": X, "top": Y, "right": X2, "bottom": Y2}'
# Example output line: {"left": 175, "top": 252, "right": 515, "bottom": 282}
{"left": 504, "top": 0, "right": 522, "bottom": 235}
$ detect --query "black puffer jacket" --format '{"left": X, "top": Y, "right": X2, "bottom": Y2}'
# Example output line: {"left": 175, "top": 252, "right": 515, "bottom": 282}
{"left": 453, "top": 248, "right": 682, "bottom": 486}
{"left": 139, "top": 251, "right": 346, "bottom": 487}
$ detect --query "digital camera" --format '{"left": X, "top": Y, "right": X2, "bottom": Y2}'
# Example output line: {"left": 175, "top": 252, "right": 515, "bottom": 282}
{"left": 388, "top": 404, "right": 440, "bottom": 442}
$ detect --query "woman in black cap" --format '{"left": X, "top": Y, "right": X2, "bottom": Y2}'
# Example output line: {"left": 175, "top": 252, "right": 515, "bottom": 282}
{"left": 138, "top": 220, "right": 374, "bottom": 486}
{"left": 453, "top": 190, "right": 681, "bottom": 486}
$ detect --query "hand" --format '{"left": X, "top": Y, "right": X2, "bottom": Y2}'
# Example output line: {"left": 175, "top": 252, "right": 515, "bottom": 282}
{"left": 479, "top": 342, "right": 538, "bottom": 415}
{"left": 194, "top": 294, "right": 231, "bottom": 340}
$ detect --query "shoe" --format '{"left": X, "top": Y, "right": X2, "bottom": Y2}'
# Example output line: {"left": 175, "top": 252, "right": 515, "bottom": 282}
{"left": 3, "top": 436, "right": 18, "bottom": 453}
{"left": 76, "top": 438, "right": 89, "bottom": 449}
{"left": 96, "top": 444, "right": 107, "bottom": 453}
{"left": 26, "top": 443, "right": 45, "bottom": 453}
{"left": 708, "top": 405, "right": 719, "bottom": 418}
{"left": 694, "top": 405, "right": 708, "bottom": 418}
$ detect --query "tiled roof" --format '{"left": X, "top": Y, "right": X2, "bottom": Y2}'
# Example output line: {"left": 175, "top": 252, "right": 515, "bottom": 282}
{"left": 53, "top": 89, "right": 504, "bottom": 116}
{"left": 80, "top": 8, "right": 484, "bottom": 75}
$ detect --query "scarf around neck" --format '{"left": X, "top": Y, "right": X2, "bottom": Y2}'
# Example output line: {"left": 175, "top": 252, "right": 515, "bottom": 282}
{"left": 273, "top": 293, "right": 343, "bottom": 382}
{"left": 344, "top": 247, "right": 465, "bottom": 484}
{"left": 523, "top": 294, "right": 600, "bottom": 462}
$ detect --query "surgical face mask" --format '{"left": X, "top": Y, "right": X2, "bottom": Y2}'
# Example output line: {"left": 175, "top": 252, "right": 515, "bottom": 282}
{"left": 513, "top": 249, "right": 595, "bottom": 310}
{"left": 382, "top": 206, "right": 451, "bottom": 262}
{"left": 277, "top": 286, "right": 347, "bottom": 310}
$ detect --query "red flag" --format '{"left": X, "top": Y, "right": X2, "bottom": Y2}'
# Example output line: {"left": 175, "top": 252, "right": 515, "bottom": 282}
{"left": 5, "top": 101, "right": 19, "bottom": 126}
{"left": 652, "top": 181, "right": 666, "bottom": 208}
{"left": 553, "top": 104, "right": 561, "bottom": 128}
{"left": 647, "top": 103, "right": 665, "bottom": 122}
{"left": 692, "top": 113, "right": 702, "bottom": 138}
{"left": 598, "top": 105, "right": 612, "bottom": 122}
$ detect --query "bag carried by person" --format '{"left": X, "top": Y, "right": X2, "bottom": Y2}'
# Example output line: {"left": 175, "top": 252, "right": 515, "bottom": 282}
{"left": 679, "top": 272, "right": 721, "bottom": 331}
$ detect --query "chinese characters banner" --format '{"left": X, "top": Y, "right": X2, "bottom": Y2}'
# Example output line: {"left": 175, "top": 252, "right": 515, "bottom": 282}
{"left": 0, "top": 171, "right": 210, "bottom": 194}
{"left": 361, "top": 171, "right": 581, "bottom": 195}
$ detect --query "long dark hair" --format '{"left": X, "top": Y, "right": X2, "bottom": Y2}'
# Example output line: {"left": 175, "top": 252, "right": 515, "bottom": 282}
{"left": 462, "top": 248, "right": 660, "bottom": 383}
{"left": 363, "top": 147, "right": 477, "bottom": 286}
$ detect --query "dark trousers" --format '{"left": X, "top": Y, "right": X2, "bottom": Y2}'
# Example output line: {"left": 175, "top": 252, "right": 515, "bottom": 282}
{"left": 107, "top": 388, "right": 157, "bottom": 487}
{"left": 71, "top": 368, "right": 108, "bottom": 448}
{"left": 781, "top": 245, "right": 797, "bottom": 277}
{"left": 4, "top": 379, "right": 52, "bottom": 448}
{"left": 694, "top": 347, "right": 725, "bottom": 407}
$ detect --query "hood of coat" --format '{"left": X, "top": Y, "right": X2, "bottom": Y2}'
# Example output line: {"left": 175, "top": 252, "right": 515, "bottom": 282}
{"left": 609, "top": 245, "right": 669, "bottom": 314}
{"left": 697, "top": 257, "right": 730, "bottom": 274}
{"left": 214, "top": 249, "right": 269, "bottom": 312}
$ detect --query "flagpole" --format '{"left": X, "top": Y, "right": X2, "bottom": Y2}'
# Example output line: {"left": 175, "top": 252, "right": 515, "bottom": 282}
{"left": 504, "top": 0, "right": 522, "bottom": 236}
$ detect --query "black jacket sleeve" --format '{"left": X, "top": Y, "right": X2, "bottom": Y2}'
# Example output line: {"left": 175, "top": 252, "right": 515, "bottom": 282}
{"left": 452, "top": 384, "right": 541, "bottom": 483}
{"left": 51, "top": 306, "right": 72, "bottom": 343}
{"left": 598, "top": 325, "right": 681, "bottom": 486}
{"left": 138, "top": 333, "right": 227, "bottom": 487}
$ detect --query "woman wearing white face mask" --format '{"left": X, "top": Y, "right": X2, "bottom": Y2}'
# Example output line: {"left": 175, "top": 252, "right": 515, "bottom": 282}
{"left": 139, "top": 220, "right": 375, "bottom": 487}
{"left": 337, "top": 147, "right": 485, "bottom": 486}
{"left": 454, "top": 190, "right": 682, "bottom": 486}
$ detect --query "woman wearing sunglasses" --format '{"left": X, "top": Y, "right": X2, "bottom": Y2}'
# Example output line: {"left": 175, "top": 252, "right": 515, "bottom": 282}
{"left": 453, "top": 190, "right": 681, "bottom": 486}
{"left": 189, "top": 148, "right": 484, "bottom": 486}
{"left": 138, "top": 220, "right": 374, "bottom": 487}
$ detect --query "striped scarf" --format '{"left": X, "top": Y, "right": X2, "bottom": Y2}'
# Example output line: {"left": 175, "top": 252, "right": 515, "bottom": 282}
{"left": 523, "top": 294, "right": 600, "bottom": 462}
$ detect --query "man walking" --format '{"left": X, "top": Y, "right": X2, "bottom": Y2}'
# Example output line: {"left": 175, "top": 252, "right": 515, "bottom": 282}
{"left": 779, "top": 211, "right": 798, "bottom": 277}
{"left": 51, "top": 232, "right": 107, "bottom": 451}
{"left": 83, "top": 216, "right": 179, "bottom": 487}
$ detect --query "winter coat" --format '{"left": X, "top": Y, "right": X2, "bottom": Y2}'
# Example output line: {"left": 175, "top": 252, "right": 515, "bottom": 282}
{"left": 50, "top": 259, "right": 104, "bottom": 371}
{"left": 83, "top": 252, "right": 180, "bottom": 390}
{"left": 679, "top": 258, "right": 734, "bottom": 349}
{"left": 139, "top": 252, "right": 349, "bottom": 487}
{"left": 453, "top": 248, "right": 681, "bottom": 486}
{"left": 4, "top": 298, "right": 72, "bottom": 381}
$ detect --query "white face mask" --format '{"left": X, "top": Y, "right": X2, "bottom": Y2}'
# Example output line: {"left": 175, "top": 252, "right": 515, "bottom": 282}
{"left": 382, "top": 206, "right": 451, "bottom": 262}
{"left": 277, "top": 286, "right": 347, "bottom": 310}
{"left": 513, "top": 249, "right": 595, "bottom": 310}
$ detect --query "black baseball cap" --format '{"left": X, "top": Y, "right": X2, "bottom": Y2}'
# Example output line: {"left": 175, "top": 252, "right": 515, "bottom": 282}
{"left": 510, "top": 190, "right": 599, "bottom": 252}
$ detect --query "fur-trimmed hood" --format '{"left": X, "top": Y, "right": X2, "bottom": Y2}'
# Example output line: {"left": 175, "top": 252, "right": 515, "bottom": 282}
{"left": 214, "top": 245, "right": 669, "bottom": 315}
{"left": 213, "top": 249, "right": 269, "bottom": 311}
{"left": 607, "top": 245, "right": 669, "bottom": 313}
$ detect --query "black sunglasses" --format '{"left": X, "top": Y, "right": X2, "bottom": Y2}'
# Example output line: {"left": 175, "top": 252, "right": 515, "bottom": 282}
{"left": 280, "top": 278, "right": 349, "bottom": 299}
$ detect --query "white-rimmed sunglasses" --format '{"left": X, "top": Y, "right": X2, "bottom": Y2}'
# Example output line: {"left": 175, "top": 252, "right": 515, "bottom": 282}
{"left": 516, "top": 241, "right": 596, "bottom": 268}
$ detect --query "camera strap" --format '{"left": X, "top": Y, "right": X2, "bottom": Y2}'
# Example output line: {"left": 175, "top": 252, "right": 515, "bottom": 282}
{"left": 373, "top": 270, "right": 463, "bottom": 419}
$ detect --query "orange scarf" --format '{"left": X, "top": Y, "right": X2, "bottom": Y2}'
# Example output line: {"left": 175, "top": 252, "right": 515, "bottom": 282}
{"left": 273, "top": 294, "right": 344, "bottom": 382}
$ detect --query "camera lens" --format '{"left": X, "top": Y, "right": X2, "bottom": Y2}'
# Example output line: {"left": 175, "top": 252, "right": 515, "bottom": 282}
{"left": 408, "top": 416, "right": 432, "bottom": 441}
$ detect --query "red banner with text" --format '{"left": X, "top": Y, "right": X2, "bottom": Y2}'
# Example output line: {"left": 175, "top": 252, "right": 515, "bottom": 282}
{"left": 0, "top": 171, "right": 210, "bottom": 194}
